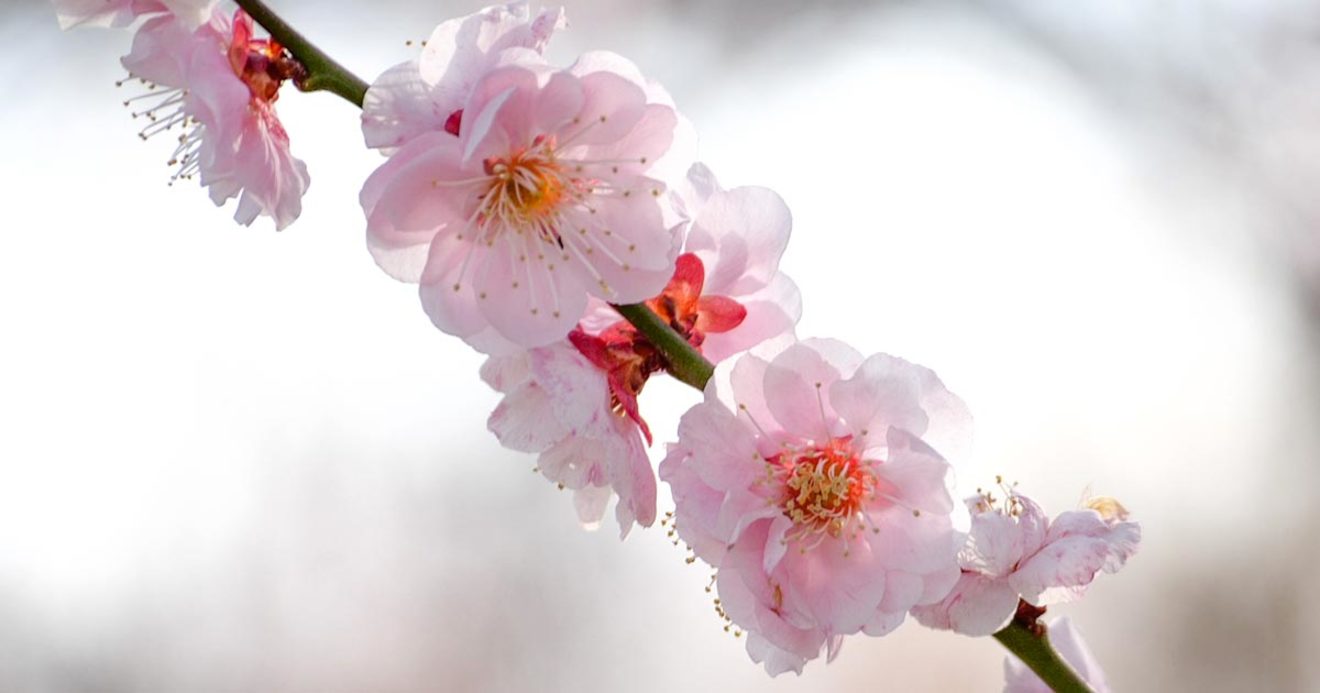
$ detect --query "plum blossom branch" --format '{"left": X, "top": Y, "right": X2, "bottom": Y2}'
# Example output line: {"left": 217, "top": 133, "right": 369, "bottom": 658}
{"left": 993, "top": 604, "right": 1094, "bottom": 693}
{"left": 231, "top": 0, "right": 368, "bottom": 106}
{"left": 192, "top": 5, "right": 1113, "bottom": 690}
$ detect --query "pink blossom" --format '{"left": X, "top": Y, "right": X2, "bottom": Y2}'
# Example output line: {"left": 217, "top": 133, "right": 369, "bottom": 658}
{"left": 660, "top": 338, "right": 971, "bottom": 675}
{"left": 51, "top": 0, "right": 215, "bottom": 31}
{"left": 1004, "top": 617, "right": 1111, "bottom": 693}
{"left": 362, "top": 2, "right": 566, "bottom": 153}
{"left": 118, "top": 9, "right": 310, "bottom": 229}
{"left": 911, "top": 490, "right": 1140, "bottom": 637}
{"left": 360, "top": 49, "right": 687, "bottom": 349}
{"left": 576, "top": 163, "right": 801, "bottom": 363}
{"left": 482, "top": 343, "right": 655, "bottom": 536}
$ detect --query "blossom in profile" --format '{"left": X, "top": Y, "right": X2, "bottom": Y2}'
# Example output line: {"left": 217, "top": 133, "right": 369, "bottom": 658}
{"left": 660, "top": 339, "right": 971, "bottom": 675}
{"left": 52, "top": 0, "right": 216, "bottom": 31}
{"left": 1004, "top": 617, "right": 1111, "bottom": 693}
{"left": 362, "top": 2, "right": 566, "bottom": 153}
{"left": 652, "top": 163, "right": 801, "bottom": 364}
{"left": 118, "top": 8, "right": 310, "bottom": 229}
{"left": 911, "top": 488, "right": 1141, "bottom": 637}
{"left": 360, "top": 50, "right": 687, "bottom": 348}
{"left": 482, "top": 343, "right": 655, "bottom": 536}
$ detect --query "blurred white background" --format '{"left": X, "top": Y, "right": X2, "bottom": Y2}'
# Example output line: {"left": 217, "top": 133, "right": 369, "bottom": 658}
{"left": 2, "top": 0, "right": 1318, "bottom": 690}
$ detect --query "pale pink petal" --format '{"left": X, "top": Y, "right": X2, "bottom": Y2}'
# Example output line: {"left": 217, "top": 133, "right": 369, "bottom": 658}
{"left": 911, "top": 572, "right": 1019, "bottom": 636}
{"left": 744, "top": 632, "right": 810, "bottom": 678}
{"left": 671, "top": 401, "right": 760, "bottom": 492}
{"left": 555, "top": 70, "right": 647, "bottom": 147}
{"left": 762, "top": 339, "right": 861, "bottom": 440}
{"left": 865, "top": 496, "right": 960, "bottom": 576}
{"left": 479, "top": 351, "right": 530, "bottom": 393}
{"left": 55, "top": 0, "right": 211, "bottom": 30}
{"left": 875, "top": 428, "right": 956, "bottom": 516}
{"left": 673, "top": 161, "right": 720, "bottom": 221}
{"left": 473, "top": 234, "right": 588, "bottom": 347}
{"left": 211, "top": 106, "right": 309, "bottom": 230}
{"left": 54, "top": 0, "right": 149, "bottom": 29}
{"left": 687, "top": 186, "right": 793, "bottom": 296}
{"left": 829, "top": 353, "right": 936, "bottom": 444}
{"left": 538, "top": 434, "right": 604, "bottom": 491}
{"left": 777, "top": 539, "right": 888, "bottom": 634}
{"left": 607, "top": 415, "right": 656, "bottom": 536}
{"left": 459, "top": 65, "right": 543, "bottom": 163}
{"left": 960, "top": 492, "right": 1049, "bottom": 578}
{"left": 419, "top": 234, "right": 492, "bottom": 340}
{"left": 418, "top": 3, "right": 563, "bottom": 86}
{"left": 962, "top": 512, "right": 1024, "bottom": 577}
{"left": 486, "top": 343, "right": 602, "bottom": 452}
{"left": 572, "top": 484, "right": 612, "bottom": 530}
{"left": 1010, "top": 509, "right": 1141, "bottom": 606}
{"left": 861, "top": 607, "right": 908, "bottom": 637}
{"left": 120, "top": 12, "right": 197, "bottom": 86}
{"left": 528, "top": 341, "right": 603, "bottom": 406}
{"left": 876, "top": 570, "right": 922, "bottom": 616}
{"left": 362, "top": 2, "right": 566, "bottom": 152}
{"left": 718, "top": 524, "right": 826, "bottom": 674}
{"left": 715, "top": 489, "right": 781, "bottom": 548}
{"left": 362, "top": 134, "right": 472, "bottom": 280}
{"left": 573, "top": 103, "right": 678, "bottom": 179}
{"left": 761, "top": 515, "right": 793, "bottom": 574}
{"left": 917, "top": 561, "right": 962, "bottom": 607}
{"left": 488, "top": 381, "right": 566, "bottom": 452}
{"left": 657, "top": 444, "right": 730, "bottom": 564}
{"left": 361, "top": 61, "right": 438, "bottom": 151}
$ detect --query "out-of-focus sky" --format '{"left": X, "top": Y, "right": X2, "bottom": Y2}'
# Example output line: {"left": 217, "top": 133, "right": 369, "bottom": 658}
{"left": 1, "top": 0, "right": 1318, "bottom": 690}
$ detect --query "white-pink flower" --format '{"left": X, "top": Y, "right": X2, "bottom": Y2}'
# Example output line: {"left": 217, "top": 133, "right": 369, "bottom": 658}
{"left": 362, "top": 2, "right": 566, "bottom": 153}
{"left": 911, "top": 489, "right": 1140, "bottom": 637}
{"left": 360, "top": 49, "right": 687, "bottom": 349}
{"left": 660, "top": 338, "right": 971, "bottom": 675}
{"left": 482, "top": 342, "right": 655, "bottom": 536}
{"left": 119, "top": 8, "right": 310, "bottom": 229}
{"left": 52, "top": 0, "right": 215, "bottom": 31}
{"left": 1004, "top": 617, "right": 1111, "bottom": 693}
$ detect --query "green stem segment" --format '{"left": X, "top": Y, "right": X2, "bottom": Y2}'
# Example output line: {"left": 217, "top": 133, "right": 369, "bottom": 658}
{"left": 993, "top": 620, "right": 1095, "bottom": 693}
{"left": 233, "top": 0, "right": 369, "bottom": 106}
{"left": 611, "top": 303, "right": 715, "bottom": 390}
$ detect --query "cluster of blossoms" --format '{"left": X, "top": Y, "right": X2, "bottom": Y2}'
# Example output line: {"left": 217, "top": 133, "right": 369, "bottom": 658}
{"left": 55, "top": 1, "right": 1142, "bottom": 688}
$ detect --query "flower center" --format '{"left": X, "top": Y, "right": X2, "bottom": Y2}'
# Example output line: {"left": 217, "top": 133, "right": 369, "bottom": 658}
{"left": 769, "top": 437, "right": 875, "bottom": 545}
{"left": 480, "top": 135, "right": 579, "bottom": 244}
